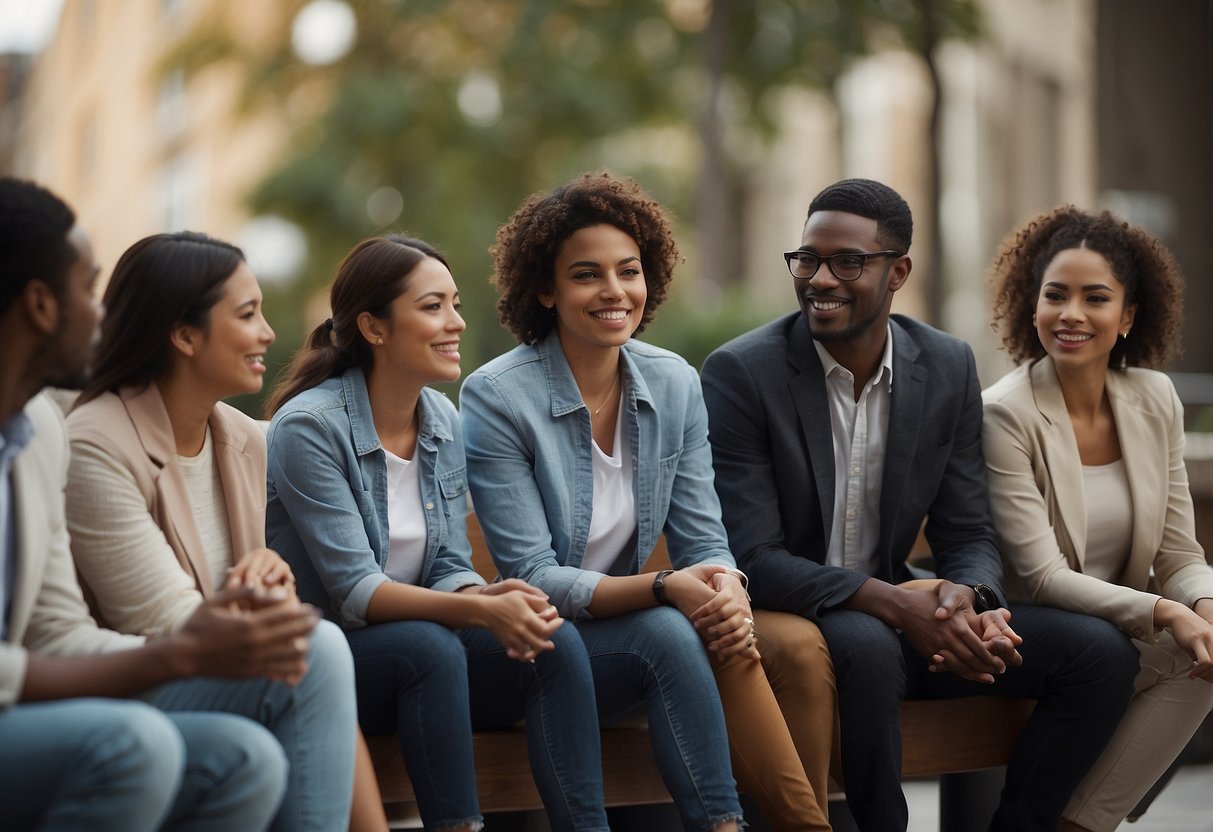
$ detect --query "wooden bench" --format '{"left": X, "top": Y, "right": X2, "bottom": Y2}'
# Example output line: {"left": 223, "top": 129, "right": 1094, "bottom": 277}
{"left": 368, "top": 514, "right": 1035, "bottom": 812}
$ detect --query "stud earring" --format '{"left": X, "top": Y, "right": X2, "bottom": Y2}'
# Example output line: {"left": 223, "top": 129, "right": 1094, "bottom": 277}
{"left": 1120, "top": 330, "right": 1129, "bottom": 340}
{"left": 376, "top": 337, "right": 384, "bottom": 345}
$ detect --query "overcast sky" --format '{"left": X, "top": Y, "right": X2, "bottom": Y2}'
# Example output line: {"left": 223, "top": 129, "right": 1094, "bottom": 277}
{"left": 0, "top": 0, "right": 64, "bottom": 54}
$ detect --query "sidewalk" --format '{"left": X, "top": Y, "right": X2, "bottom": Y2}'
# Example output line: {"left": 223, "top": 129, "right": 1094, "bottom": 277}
{"left": 904, "top": 763, "right": 1213, "bottom": 831}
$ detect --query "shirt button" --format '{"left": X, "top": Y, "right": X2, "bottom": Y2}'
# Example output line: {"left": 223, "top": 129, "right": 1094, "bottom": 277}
{"left": 425, "top": 502, "right": 434, "bottom": 510}
{"left": 852, "top": 466, "right": 860, "bottom": 474}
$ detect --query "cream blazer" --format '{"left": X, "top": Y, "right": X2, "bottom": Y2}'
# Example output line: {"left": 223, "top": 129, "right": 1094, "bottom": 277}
{"left": 1, "top": 395, "right": 141, "bottom": 708}
{"left": 65, "top": 384, "right": 266, "bottom": 634}
{"left": 983, "top": 358, "right": 1213, "bottom": 643}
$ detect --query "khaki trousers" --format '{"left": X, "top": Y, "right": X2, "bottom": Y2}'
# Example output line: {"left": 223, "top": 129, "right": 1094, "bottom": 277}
{"left": 710, "top": 610, "right": 837, "bottom": 831}
{"left": 1065, "top": 630, "right": 1213, "bottom": 831}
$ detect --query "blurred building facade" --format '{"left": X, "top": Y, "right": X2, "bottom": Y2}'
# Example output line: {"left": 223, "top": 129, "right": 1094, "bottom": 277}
{"left": 6, "top": 0, "right": 1209, "bottom": 378}
{"left": 9, "top": 0, "right": 287, "bottom": 279}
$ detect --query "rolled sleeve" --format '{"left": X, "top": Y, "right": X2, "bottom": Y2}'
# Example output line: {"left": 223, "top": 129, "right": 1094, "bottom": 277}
{"left": 461, "top": 372, "right": 601, "bottom": 619}
{"left": 268, "top": 410, "right": 388, "bottom": 628}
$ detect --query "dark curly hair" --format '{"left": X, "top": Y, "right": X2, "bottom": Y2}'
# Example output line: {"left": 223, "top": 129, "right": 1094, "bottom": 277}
{"left": 491, "top": 172, "right": 681, "bottom": 344}
{"left": 989, "top": 205, "right": 1184, "bottom": 369}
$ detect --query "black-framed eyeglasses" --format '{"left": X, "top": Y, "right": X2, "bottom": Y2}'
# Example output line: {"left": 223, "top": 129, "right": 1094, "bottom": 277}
{"left": 783, "top": 249, "right": 903, "bottom": 281}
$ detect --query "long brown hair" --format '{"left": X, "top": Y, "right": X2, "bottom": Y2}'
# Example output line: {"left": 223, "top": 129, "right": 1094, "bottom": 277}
{"left": 265, "top": 234, "right": 450, "bottom": 415}
{"left": 80, "top": 231, "right": 244, "bottom": 404}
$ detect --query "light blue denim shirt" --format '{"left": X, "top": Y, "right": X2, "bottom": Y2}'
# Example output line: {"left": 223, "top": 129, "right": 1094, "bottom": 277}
{"left": 0, "top": 409, "right": 34, "bottom": 642}
{"left": 266, "top": 367, "right": 483, "bottom": 629}
{"left": 460, "top": 331, "right": 736, "bottom": 620}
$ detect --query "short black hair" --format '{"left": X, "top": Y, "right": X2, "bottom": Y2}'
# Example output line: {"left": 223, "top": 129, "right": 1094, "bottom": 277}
{"left": 807, "top": 178, "right": 913, "bottom": 253}
{"left": 0, "top": 177, "right": 77, "bottom": 315}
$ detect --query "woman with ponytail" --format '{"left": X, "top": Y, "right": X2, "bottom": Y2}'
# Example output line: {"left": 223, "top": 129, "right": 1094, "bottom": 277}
{"left": 264, "top": 235, "right": 609, "bottom": 832}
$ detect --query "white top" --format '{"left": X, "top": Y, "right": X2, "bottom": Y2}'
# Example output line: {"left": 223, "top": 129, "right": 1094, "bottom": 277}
{"left": 815, "top": 327, "right": 894, "bottom": 575}
{"left": 178, "top": 427, "right": 234, "bottom": 591}
{"left": 1082, "top": 458, "right": 1133, "bottom": 583}
{"left": 582, "top": 405, "right": 636, "bottom": 576}
{"left": 383, "top": 447, "right": 427, "bottom": 587}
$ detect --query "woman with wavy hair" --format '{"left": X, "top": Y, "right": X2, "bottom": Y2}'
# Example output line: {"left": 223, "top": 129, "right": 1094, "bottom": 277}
{"left": 984, "top": 206, "right": 1213, "bottom": 831}
{"left": 461, "top": 172, "right": 837, "bottom": 832}
{"left": 264, "top": 235, "right": 609, "bottom": 832}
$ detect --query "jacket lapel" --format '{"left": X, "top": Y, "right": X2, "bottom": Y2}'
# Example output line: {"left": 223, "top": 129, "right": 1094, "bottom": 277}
{"left": 1106, "top": 371, "right": 1160, "bottom": 589}
{"left": 210, "top": 410, "right": 266, "bottom": 560}
{"left": 121, "top": 385, "right": 215, "bottom": 595}
{"left": 9, "top": 451, "right": 47, "bottom": 643}
{"left": 786, "top": 318, "right": 837, "bottom": 547}
{"left": 1031, "top": 359, "right": 1088, "bottom": 569}
{"left": 877, "top": 321, "right": 924, "bottom": 573}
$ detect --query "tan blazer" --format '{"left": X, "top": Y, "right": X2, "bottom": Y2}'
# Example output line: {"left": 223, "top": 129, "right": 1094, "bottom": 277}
{"left": 1, "top": 395, "right": 141, "bottom": 708}
{"left": 66, "top": 384, "right": 266, "bottom": 628}
{"left": 983, "top": 358, "right": 1213, "bottom": 642}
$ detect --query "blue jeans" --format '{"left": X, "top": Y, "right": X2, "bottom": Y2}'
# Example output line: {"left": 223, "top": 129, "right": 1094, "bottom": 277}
{"left": 575, "top": 606, "right": 743, "bottom": 832}
{"left": 348, "top": 620, "right": 608, "bottom": 832}
{"left": 819, "top": 603, "right": 1139, "bottom": 832}
{"left": 0, "top": 698, "right": 286, "bottom": 831}
{"left": 144, "top": 619, "right": 357, "bottom": 832}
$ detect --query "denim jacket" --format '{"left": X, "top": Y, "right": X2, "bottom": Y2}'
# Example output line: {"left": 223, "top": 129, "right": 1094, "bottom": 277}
{"left": 265, "top": 368, "right": 483, "bottom": 629}
{"left": 460, "top": 332, "right": 735, "bottom": 620}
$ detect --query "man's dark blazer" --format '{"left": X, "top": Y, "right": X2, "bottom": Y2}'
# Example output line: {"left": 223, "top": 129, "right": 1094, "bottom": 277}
{"left": 701, "top": 312, "right": 1005, "bottom": 621}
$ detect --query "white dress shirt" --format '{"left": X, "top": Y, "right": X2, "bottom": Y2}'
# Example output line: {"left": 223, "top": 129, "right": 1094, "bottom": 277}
{"left": 815, "top": 326, "right": 894, "bottom": 576}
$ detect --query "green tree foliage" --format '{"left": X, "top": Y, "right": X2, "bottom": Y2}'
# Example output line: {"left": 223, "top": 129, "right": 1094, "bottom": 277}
{"left": 169, "top": 0, "right": 979, "bottom": 412}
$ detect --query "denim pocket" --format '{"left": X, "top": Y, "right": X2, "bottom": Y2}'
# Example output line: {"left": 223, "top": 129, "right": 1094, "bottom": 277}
{"left": 438, "top": 466, "right": 468, "bottom": 516}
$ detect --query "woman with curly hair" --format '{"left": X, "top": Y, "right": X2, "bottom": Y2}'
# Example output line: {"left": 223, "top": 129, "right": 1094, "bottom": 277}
{"left": 984, "top": 206, "right": 1213, "bottom": 832}
{"left": 461, "top": 172, "right": 835, "bottom": 832}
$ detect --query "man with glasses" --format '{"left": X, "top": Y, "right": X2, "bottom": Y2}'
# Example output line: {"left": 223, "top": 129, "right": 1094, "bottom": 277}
{"left": 701, "top": 178, "right": 1138, "bottom": 831}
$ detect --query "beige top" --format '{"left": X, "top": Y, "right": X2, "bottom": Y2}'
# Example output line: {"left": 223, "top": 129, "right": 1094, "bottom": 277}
{"left": 1081, "top": 459, "right": 1132, "bottom": 583}
{"left": 65, "top": 385, "right": 267, "bottom": 636}
{"left": 1, "top": 395, "right": 142, "bottom": 708}
{"left": 178, "top": 428, "right": 235, "bottom": 592}
{"left": 983, "top": 358, "right": 1213, "bottom": 643}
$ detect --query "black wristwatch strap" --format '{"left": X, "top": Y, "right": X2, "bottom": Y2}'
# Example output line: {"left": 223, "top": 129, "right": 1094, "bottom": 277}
{"left": 652, "top": 569, "right": 675, "bottom": 606}
{"left": 970, "top": 583, "right": 998, "bottom": 613}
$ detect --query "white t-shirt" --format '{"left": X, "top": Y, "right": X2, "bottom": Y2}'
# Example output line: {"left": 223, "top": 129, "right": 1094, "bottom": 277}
{"left": 1082, "top": 458, "right": 1133, "bottom": 583}
{"left": 178, "top": 427, "right": 234, "bottom": 591}
{"left": 383, "top": 447, "right": 427, "bottom": 587}
{"left": 581, "top": 405, "right": 637, "bottom": 576}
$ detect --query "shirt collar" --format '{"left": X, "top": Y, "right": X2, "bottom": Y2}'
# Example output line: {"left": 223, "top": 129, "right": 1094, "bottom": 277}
{"left": 0, "top": 410, "right": 35, "bottom": 466}
{"left": 340, "top": 366, "right": 452, "bottom": 457}
{"left": 812, "top": 324, "right": 895, "bottom": 390}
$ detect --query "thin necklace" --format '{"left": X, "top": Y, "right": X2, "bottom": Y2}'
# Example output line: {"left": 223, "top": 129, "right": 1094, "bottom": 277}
{"left": 590, "top": 372, "right": 620, "bottom": 417}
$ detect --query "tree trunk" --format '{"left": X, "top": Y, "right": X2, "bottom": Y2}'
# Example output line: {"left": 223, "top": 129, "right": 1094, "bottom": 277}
{"left": 918, "top": 0, "right": 945, "bottom": 326}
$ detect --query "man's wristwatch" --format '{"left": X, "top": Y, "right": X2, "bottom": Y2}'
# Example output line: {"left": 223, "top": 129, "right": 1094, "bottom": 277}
{"left": 969, "top": 583, "right": 999, "bottom": 614}
{"left": 652, "top": 569, "right": 675, "bottom": 606}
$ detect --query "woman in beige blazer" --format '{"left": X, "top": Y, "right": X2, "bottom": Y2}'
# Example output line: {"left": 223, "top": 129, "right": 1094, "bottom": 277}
{"left": 64, "top": 232, "right": 386, "bottom": 832}
{"left": 984, "top": 206, "right": 1213, "bottom": 832}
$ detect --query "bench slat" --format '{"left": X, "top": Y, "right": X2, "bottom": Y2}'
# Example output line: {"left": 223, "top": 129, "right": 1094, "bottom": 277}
{"left": 371, "top": 514, "right": 1035, "bottom": 812}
